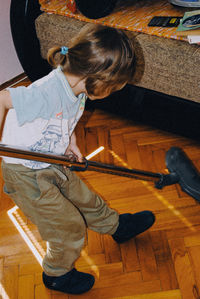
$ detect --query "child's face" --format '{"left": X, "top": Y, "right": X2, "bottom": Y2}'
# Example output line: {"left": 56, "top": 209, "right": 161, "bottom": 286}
{"left": 87, "top": 82, "right": 126, "bottom": 100}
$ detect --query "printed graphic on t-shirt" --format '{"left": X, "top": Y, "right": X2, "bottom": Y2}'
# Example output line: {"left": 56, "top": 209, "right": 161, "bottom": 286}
{"left": 30, "top": 124, "right": 62, "bottom": 153}
{"left": 24, "top": 120, "right": 70, "bottom": 169}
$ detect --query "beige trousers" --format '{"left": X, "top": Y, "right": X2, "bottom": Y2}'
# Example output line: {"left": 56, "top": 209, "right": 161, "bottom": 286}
{"left": 1, "top": 162, "right": 119, "bottom": 276}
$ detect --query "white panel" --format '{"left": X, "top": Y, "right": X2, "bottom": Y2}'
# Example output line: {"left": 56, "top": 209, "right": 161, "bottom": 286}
{"left": 0, "top": 0, "right": 23, "bottom": 85}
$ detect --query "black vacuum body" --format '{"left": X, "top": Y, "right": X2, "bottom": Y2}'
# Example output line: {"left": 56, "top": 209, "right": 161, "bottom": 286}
{"left": 166, "top": 147, "right": 200, "bottom": 201}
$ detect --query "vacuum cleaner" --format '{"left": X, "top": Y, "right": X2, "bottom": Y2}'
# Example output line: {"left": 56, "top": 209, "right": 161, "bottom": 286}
{"left": 0, "top": 144, "right": 199, "bottom": 202}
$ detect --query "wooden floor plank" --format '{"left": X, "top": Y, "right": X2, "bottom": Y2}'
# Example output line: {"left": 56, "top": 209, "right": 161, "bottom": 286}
{"left": 2, "top": 265, "right": 19, "bottom": 299}
{"left": 18, "top": 274, "right": 34, "bottom": 299}
{"left": 35, "top": 283, "right": 51, "bottom": 299}
{"left": 188, "top": 246, "right": 200, "bottom": 295}
{"left": 102, "top": 234, "right": 122, "bottom": 264}
{"left": 150, "top": 231, "right": 179, "bottom": 290}
{"left": 120, "top": 239, "right": 140, "bottom": 273}
{"left": 115, "top": 289, "right": 182, "bottom": 299}
{"left": 136, "top": 232, "right": 158, "bottom": 282}
{"left": 169, "top": 238, "right": 199, "bottom": 299}
{"left": 68, "top": 280, "right": 161, "bottom": 299}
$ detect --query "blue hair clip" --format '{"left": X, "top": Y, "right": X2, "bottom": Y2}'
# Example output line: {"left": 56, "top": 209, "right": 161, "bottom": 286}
{"left": 60, "top": 46, "right": 68, "bottom": 55}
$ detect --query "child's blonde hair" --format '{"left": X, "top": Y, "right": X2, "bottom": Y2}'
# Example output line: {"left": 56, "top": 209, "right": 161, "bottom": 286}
{"left": 47, "top": 24, "right": 136, "bottom": 97}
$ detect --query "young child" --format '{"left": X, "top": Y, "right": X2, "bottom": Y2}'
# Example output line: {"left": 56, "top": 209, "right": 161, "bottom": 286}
{"left": 0, "top": 24, "right": 155, "bottom": 295}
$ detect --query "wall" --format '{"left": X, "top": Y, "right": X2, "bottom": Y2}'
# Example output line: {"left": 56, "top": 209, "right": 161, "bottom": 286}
{"left": 0, "top": 0, "right": 23, "bottom": 85}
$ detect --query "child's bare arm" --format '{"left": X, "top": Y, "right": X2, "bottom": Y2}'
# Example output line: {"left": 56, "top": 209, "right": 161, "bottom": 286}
{"left": 0, "top": 90, "right": 13, "bottom": 130}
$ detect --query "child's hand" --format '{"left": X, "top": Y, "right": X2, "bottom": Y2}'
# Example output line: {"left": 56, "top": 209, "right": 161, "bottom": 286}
{"left": 64, "top": 132, "right": 83, "bottom": 163}
{"left": 64, "top": 143, "right": 83, "bottom": 163}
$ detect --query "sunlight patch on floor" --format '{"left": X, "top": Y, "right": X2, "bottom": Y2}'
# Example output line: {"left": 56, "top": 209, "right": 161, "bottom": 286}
{"left": 0, "top": 281, "right": 11, "bottom": 299}
{"left": 7, "top": 206, "right": 45, "bottom": 266}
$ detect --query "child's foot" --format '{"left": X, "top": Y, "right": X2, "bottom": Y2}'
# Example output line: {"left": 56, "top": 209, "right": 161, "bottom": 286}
{"left": 43, "top": 268, "right": 95, "bottom": 294}
{"left": 112, "top": 211, "right": 155, "bottom": 244}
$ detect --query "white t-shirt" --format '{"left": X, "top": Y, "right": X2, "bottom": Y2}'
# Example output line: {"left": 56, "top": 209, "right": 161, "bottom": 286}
{"left": 1, "top": 67, "right": 87, "bottom": 169}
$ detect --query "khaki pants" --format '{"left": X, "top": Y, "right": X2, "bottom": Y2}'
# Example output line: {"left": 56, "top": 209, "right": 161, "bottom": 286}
{"left": 1, "top": 162, "right": 119, "bottom": 276}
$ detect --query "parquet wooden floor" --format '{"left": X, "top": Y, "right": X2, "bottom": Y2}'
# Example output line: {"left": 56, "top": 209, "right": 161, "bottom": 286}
{"left": 0, "top": 78, "right": 200, "bottom": 299}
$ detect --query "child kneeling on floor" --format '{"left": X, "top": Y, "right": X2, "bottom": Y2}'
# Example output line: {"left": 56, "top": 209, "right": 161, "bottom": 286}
{"left": 0, "top": 24, "right": 155, "bottom": 295}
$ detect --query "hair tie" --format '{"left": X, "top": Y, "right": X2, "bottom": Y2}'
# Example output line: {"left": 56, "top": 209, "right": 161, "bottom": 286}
{"left": 60, "top": 46, "right": 68, "bottom": 55}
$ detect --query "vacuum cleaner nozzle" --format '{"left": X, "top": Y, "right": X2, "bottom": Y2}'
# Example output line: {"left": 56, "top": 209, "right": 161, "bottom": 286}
{"left": 166, "top": 147, "right": 200, "bottom": 202}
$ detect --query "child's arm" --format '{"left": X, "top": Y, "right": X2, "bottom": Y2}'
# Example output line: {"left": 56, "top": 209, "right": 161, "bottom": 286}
{"left": 64, "top": 131, "right": 83, "bottom": 162}
{"left": 0, "top": 90, "right": 13, "bottom": 129}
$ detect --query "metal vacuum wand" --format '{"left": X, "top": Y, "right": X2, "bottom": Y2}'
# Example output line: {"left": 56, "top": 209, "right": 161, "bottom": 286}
{"left": 0, "top": 144, "right": 199, "bottom": 201}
